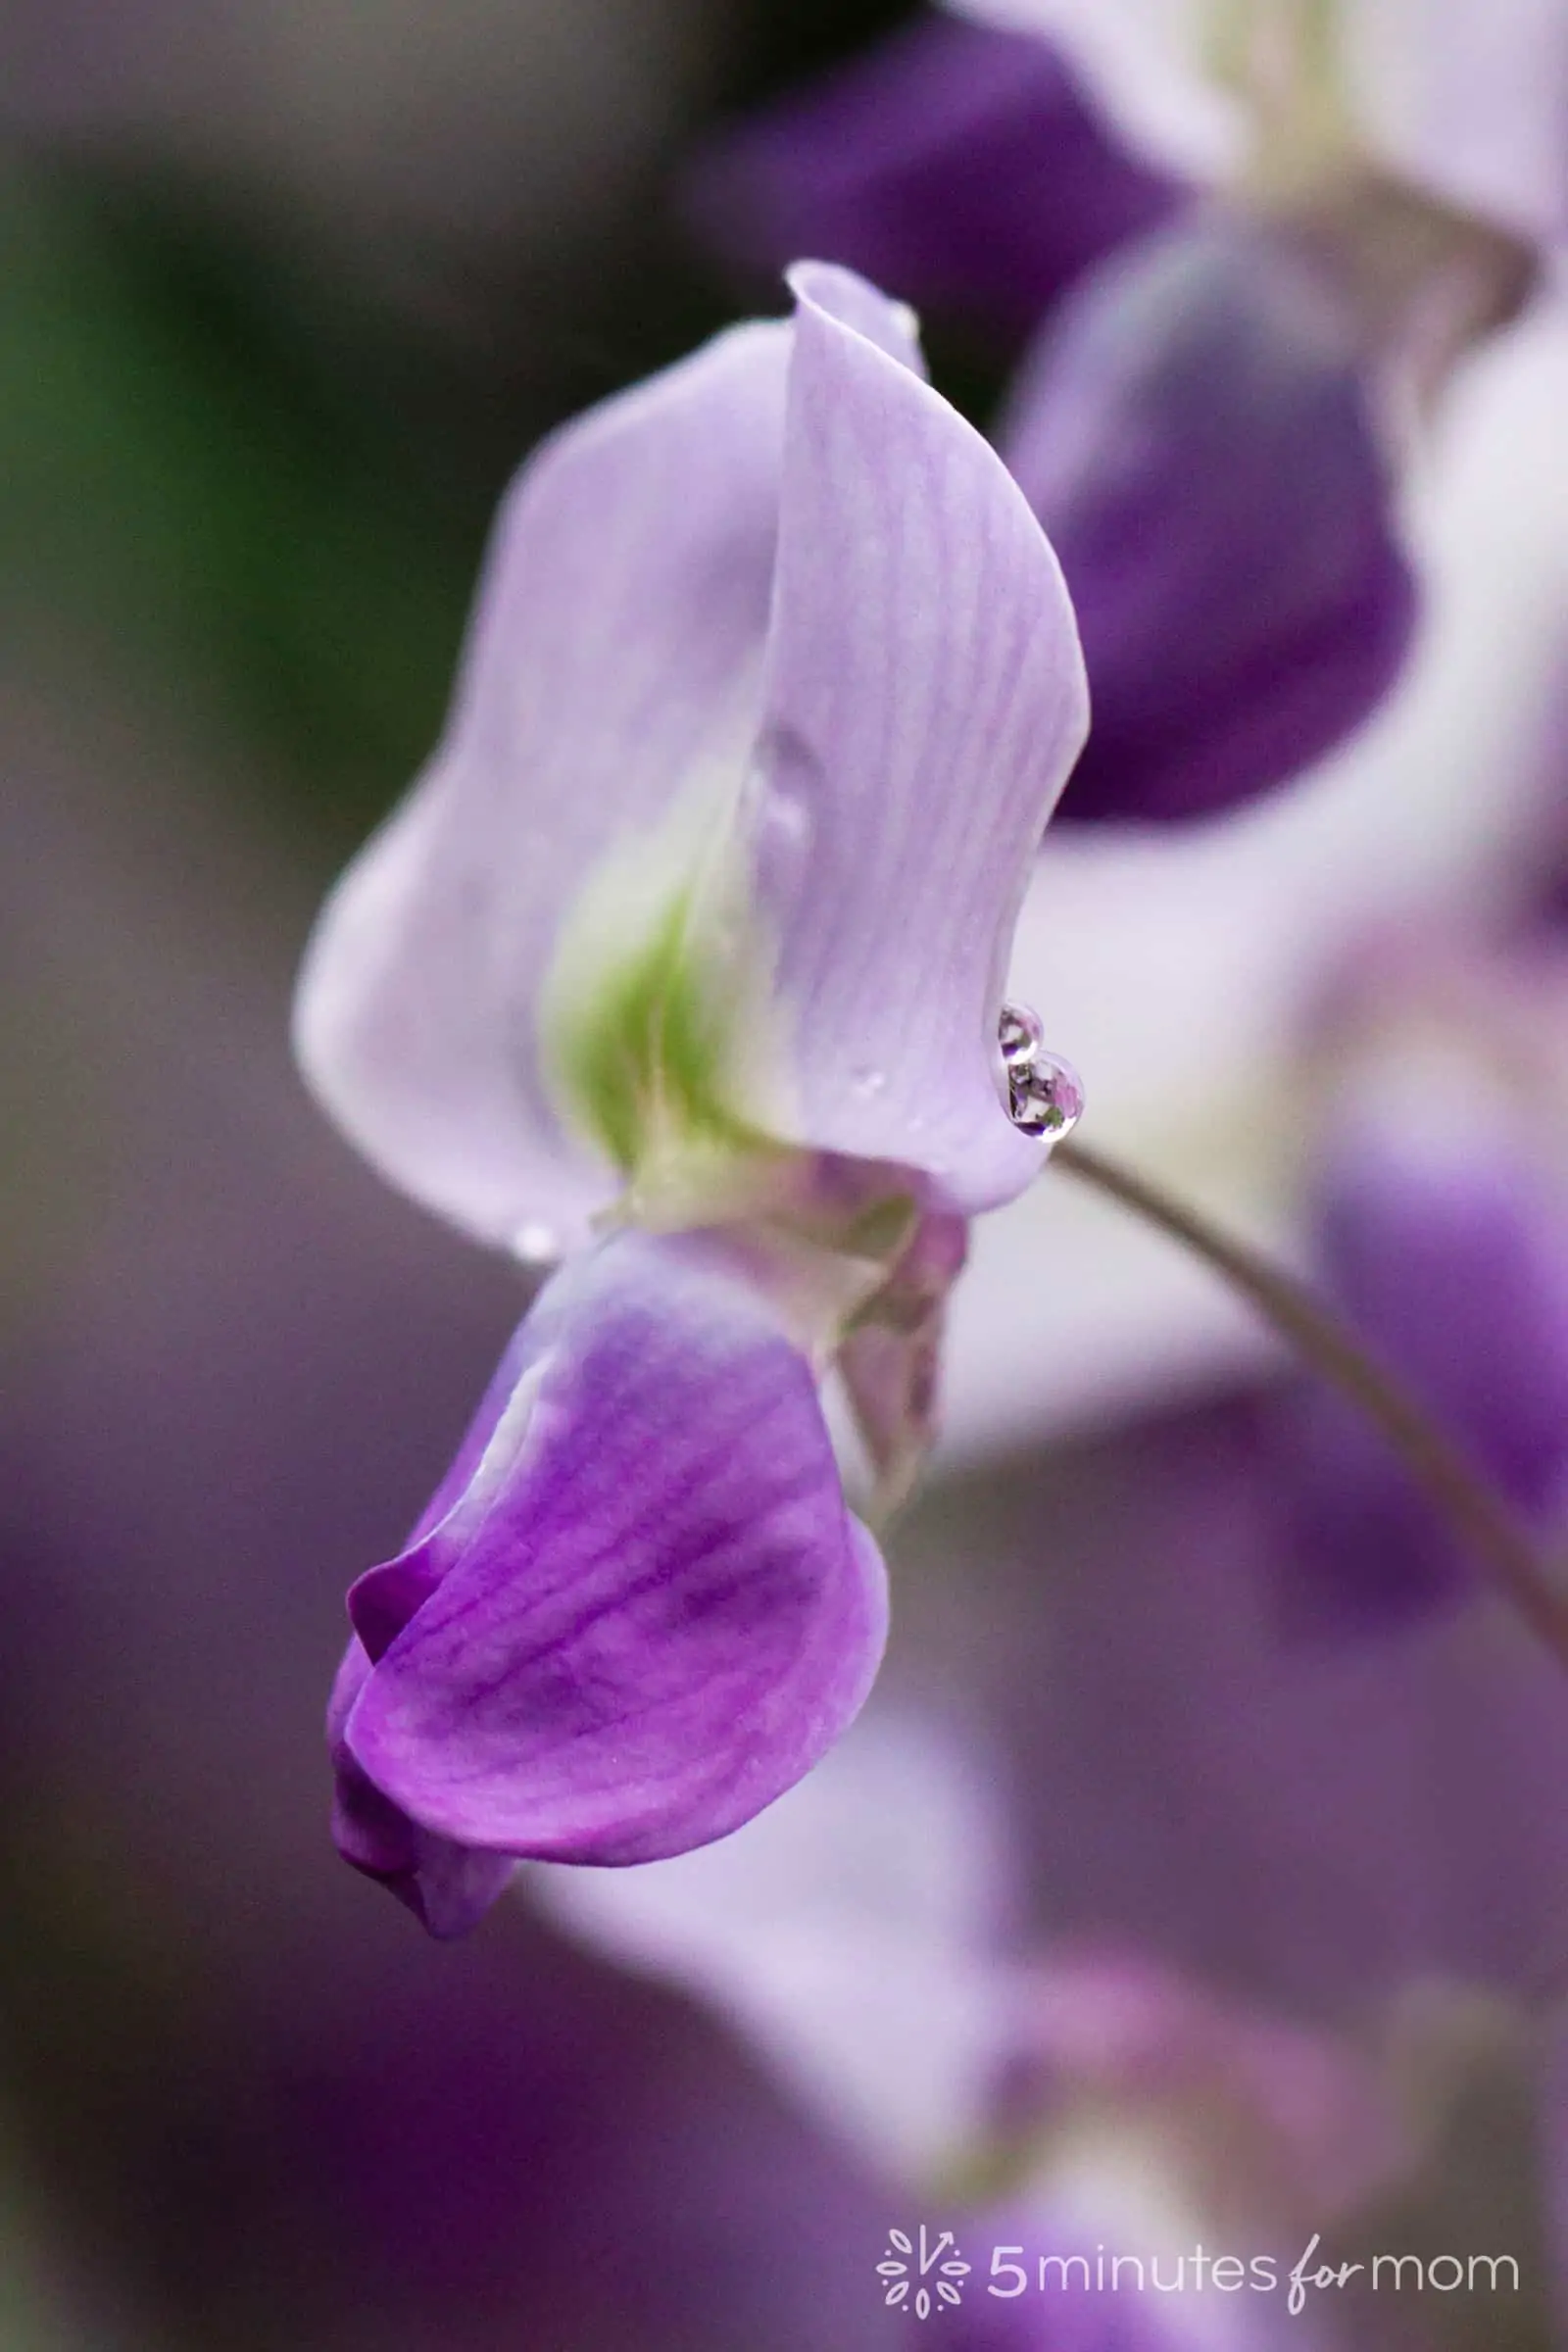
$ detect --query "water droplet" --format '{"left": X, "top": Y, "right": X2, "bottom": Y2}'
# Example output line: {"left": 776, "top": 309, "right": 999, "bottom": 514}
{"left": 851, "top": 1066, "right": 888, "bottom": 1099}
{"left": 998, "top": 1001, "right": 1043, "bottom": 1067}
{"left": 1008, "top": 1050, "right": 1085, "bottom": 1138}
{"left": 999, "top": 1001, "right": 1083, "bottom": 1140}
{"left": 514, "top": 1221, "right": 559, "bottom": 1266}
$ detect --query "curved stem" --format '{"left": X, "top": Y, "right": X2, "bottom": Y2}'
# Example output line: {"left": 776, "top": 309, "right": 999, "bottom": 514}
{"left": 1053, "top": 1136, "right": 1568, "bottom": 1676}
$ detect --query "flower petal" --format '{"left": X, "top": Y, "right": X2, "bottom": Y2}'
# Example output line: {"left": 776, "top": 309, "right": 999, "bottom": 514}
{"left": 1003, "top": 221, "right": 1416, "bottom": 822}
{"left": 1276, "top": 1106, "right": 1568, "bottom": 1634}
{"left": 340, "top": 1231, "right": 889, "bottom": 1868}
{"left": 328, "top": 1643, "right": 518, "bottom": 1937}
{"left": 1348, "top": 0, "right": 1568, "bottom": 246}
{"left": 686, "top": 13, "right": 1182, "bottom": 344}
{"left": 293, "top": 318, "right": 791, "bottom": 1255}
{"left": 752, "top": 263, "right": 1090, "bottom": 1211}
{"left": 965, "top": 0, "right": 1568, "bottom": 247}
{"left": 837, "top": 1207, "right": 968, "bottom": 1512}
{"left": 300, "top": 262, "right": 1087, "bottom": 1242}
{"left": 535, "top": 1708, "right": 1015, "bottom": 2180}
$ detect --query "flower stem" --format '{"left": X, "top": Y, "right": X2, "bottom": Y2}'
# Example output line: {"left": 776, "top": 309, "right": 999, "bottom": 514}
{"left": 1053, "top": 1136, "right": 1568, "bottom": 1675}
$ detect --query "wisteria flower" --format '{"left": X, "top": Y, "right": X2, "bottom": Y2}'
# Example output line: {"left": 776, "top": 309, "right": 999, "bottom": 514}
{"left": 294, "top": 262, "right": 1089, "bottom": 1933}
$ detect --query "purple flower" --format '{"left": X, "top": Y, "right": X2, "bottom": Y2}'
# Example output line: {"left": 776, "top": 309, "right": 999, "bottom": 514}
{"left": 1275, "top": 1033, "right": 1568, "bottom": 1635}
{"left": 296, "top": 262, "right": 1089, "bottom": 1930}
{"left": 688, "top": 2, "right": 1559, "bottom": 823}
{"left": 687, "top": 13, "right": 1183, "bottom": 346}
{"left": 1003, "top": 218, "right": 1415, "bottom": 822}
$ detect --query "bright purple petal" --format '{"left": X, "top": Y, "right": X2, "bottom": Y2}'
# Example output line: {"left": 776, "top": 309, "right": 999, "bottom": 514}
{"left": 1003, "top": 221, "right": 1416, "bottom": 822}
{"left": 294, "top": 318, "right": 791, "bottom": 1256}
{"left": 327, "top": 1642, "right": 518, "bottom": 1936}
{"left": 338, "top": 1231, "right": 889, "bottom": 1876}
{"left": 755, "top": 264, "right": 1089, "bottom": 1209}
{"left": 324, "top": 1298, "right": 557, "bottom": 1932}
{"left": 686, "top": 14, "right": 1182, "bottom": 344}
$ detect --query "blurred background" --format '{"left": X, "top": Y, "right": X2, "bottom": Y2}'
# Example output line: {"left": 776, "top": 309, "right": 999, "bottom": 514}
{"left": 5, "top": 1, "right": 1568, "bottom": 2344}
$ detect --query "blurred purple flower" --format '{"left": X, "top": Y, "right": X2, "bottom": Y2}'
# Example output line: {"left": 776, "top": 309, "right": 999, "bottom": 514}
{"left": 1003, "top": 1946, "right": 1405, "bottom": 2226}
{"left": 1002, "top": 218, "right": 1415, "bottom": 821}
{"left": 686, "top": 3, "right": 1563, "bottom": 824}
{"left": 902, "top": 1391, "right": 1568, "bottom": 2021}
{"left": 687, "top": 12, "right": 1183, "bottom": 345}
{"left": 945, "top": 1950, "right": 1402, "bottom": 2352}
{"left": 297, "top": 262, "right": 1089, "bottom": 1928}
{"left": 1275, "top": 1008, "right": 1568, "bottom": 1635}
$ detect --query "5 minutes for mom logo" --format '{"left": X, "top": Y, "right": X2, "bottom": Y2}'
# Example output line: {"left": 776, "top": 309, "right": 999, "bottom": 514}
{"left": 878, "top": 2227, "right": 971, "bottom": 2317}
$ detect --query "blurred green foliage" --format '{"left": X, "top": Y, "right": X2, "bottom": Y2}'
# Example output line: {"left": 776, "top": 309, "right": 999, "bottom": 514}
{"left": 0, "top": 164, "right": 498, "bottom": 855}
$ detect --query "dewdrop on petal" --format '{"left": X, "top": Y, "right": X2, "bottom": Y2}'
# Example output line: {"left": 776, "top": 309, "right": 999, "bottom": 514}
{"left": 1001, "top": 1000, "right": 1084, "bottom": 1139}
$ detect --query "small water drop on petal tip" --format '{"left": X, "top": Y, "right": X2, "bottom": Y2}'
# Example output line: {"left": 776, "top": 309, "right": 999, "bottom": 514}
{"left": 999, "top": 1002, "right": 1083, "bottom": 1140}
{"left": 998, "top": 1002, "right": 1044, "bottom": 1066}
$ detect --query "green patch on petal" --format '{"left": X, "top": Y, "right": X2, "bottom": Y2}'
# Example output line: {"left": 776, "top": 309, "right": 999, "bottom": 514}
{"left": 540, "top": 804, "right": 786, "bottom": 1218}
{"left": 837, "top": 1194, "right": 919, "bottom": 1264}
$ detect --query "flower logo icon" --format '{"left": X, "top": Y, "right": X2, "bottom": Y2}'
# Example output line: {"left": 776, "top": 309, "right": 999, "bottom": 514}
{"left": 878, "top": 2226, "right": 971, "bottom": 2317}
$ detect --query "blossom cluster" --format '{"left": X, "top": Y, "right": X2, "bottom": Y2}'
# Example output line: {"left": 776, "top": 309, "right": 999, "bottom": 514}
{"left": 282, "top": 5, "right": 1568, "bottom": 2340}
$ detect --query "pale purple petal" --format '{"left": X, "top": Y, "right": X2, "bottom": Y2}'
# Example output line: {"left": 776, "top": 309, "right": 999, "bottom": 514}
{"left": 686, "top": 13, "right": 1182, "bottom": 344}
{"left": 536, "top": 1708, "right": 1016, "bottom": 2180}
{"left": 838, "top": 1208, "right": 968, "bottom": 1508}
{"left": 298, "top": 262, "right": 1084, "bottom": 1242}
{"left": 967, "top": 0, "right": 1568, "bottom": 246}
{"left": 754, "top": 263, "right": 1089, "bottom": 1210}
{"left": 294, "top": 320, "right": 790, "bottom": 1255}
{"left": 1349, "top": 0, "right": 1568, "bottom": 246}
{"left": 338, "top": 1231, "right": 889, "bottom": 1873}
{"left": 1004, "top": 222, "right": 1415, "bottom": 822}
